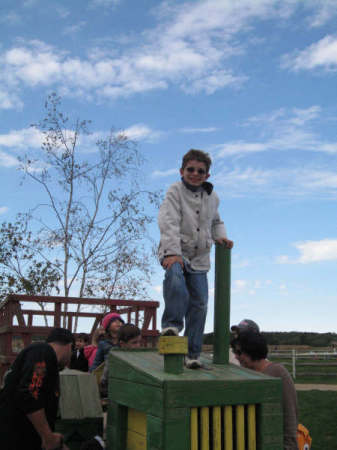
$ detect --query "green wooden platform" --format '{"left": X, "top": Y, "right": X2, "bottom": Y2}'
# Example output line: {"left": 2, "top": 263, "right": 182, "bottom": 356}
{"left": 106, "top": 349, "right": 283, "bottom": 450}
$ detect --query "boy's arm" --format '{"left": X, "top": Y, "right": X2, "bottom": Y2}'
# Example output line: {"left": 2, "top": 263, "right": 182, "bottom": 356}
{"left": 158, "top": 186, "right": 183, "bottom": 260}
{"left": 212, "top": 195, "right": 234, "bottom": 249}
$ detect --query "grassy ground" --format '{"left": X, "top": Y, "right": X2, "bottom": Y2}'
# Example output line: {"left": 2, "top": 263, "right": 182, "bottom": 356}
{"left": 298, "top": 390, "right": 337, "bottom": 450}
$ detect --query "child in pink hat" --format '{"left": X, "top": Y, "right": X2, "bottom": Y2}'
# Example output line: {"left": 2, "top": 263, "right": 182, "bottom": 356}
{"left": 90, "top": 312, "right": 124, "bottom": 372}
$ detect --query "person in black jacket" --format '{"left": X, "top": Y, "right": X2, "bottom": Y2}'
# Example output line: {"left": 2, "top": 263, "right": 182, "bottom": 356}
{"left": 70, "top": 333, "right": 89, "bottom": 372}
{"left": 0, "top": 327, "right": 74, "bottom": 450}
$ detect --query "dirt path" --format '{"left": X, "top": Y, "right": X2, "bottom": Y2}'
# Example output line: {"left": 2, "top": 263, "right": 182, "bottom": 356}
{"left": 295, "top": 384, "right": 337, "bottom": 391}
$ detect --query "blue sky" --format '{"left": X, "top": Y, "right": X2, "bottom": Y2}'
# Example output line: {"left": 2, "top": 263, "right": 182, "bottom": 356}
{"left": 1, "top": 0, "right": 337, "bottom": 333}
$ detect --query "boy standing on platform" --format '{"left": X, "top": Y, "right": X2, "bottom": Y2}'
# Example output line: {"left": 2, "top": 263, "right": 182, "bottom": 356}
{"left": 158, "top": 149, "right": 233, "bottom": 369}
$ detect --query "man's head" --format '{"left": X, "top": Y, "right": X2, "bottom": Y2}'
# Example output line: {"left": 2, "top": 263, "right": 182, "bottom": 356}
{"left": 118, "top": 323, "right": 142, "bottom": 349}
{"left": 180, "top": 149, "right": 211, "bottom": 187}
{"left": 46, "top": 327, "right": 74, "bottom": 370}
{"left": 230, "top": 330, "right": 268, "bottom": 370}
{"left": 75, "top": 332, "right": 89, "bottom": 350}
{"left": 231, "top": 319, "right": 260, "bottom": 338}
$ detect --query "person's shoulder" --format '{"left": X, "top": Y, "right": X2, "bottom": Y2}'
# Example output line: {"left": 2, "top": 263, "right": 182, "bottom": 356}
{"left": 165, "top": 181, "right": 182, "bottom": 193}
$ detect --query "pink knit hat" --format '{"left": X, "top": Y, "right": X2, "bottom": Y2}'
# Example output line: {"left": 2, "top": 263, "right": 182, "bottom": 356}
{"left": 102, "top": 312, "right": 124, "bottom": 331}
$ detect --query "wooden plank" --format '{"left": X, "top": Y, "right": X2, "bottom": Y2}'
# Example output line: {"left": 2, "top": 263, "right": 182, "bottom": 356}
{"left": 162, "top": 408, "right": 190, "bottom": 450}
{"left": 165, "top": 379, "right": 281, "bottom": 408}
{"left": 59, "top": 374, "right": 81, "bottom": 419}
{"left": 190, "top": 408, "right": 198, "bottom": 450}
{"left": 77, "top": 373, "right": 103, "bottom": 418}
{"left": 247, "top": 404, "right": 256, "bottom": 450}
{"left": 213, "top": 406, "right": 221, "bottom": 450}
{"left": 106, "top": 401, "right": 128, "bottom": 450}
{"left": 147, "top": 414, "right": 163, "bottom": 450}
{"left": 108, "top": 351, "right": 164, "bottom": 387}
{"left": 235, "top": 405, "right": 245, "bottom": 450}
{"left": 109, "top": 379, "right": 164, "bottom": 417}
{"left": 224, "top": 405, "right": 233, "bottom": 450}
{"left": 201, "top": 407, "right": 209, "bottom": 450}
{"left": 127, "top": 430, "right": 147, "bottom": 450}
{"left": 128, "top": 408, "right": 147, "bottom": 435}
{"left": 158, "top": 336, "right": 188, "bottom": 354}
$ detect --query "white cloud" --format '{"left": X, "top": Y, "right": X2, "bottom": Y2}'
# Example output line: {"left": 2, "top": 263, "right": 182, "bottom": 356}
{"left": 216, "top": 106, "right": 337, "bottom": 157}
{"left": 0, "top": 150, "right": 18, "bottom": 167}
{"left": 282, "top": 35, "right": 337, "bottom": 72}
{"left": 0, "top": 1, "right": 311, "bottom": 107}
{"left": 152, "top": 168, "right": 178, "bottom": 178}
{"left": 278, "top": 239, "right": 337, "bottom": 264}
{"left": 63, "top": 22, "right": 86, "bottom": 36}
{"left": 180, "top": 127, "right": 218, "bottom": 134}
{"left": 214, "top": 166, "right": 337, "bottom": 198}
{"left": 0, "top": 206, "right": 9, "bottom": 215}
{"left": 121, "top": 124, "right": 162, "bottom": 142}
{"left": 0, "top": 127, "right": 43, "bottom": 149}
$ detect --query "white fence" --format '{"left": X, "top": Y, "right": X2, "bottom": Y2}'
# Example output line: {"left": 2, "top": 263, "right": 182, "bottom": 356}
{"left": 268, "top": 349, "right": 337, "bottom": 379}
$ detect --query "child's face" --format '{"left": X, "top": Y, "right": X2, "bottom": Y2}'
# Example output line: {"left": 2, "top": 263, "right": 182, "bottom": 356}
{"left": 75, "top": 338, "right": 86, "bottom": 350}
{"left": 120, "top": 335, "right": 142, "bottom": 349}
{"left": 180, "top": 159, "right": 209, "bottom": 187}
{"left": 108, "top": 319, "right": 123, "bottom": 335}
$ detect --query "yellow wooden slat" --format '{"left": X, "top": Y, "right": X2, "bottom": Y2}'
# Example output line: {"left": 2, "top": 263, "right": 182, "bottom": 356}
{"left": 213, "top": 406, "right": 221, "bottom": 450}
{"left": 201, "top": 407, "right": 209, "bottom": 450}
{"left": 236, "top": 405, "right": 245, "bottom": 450}
{"left": 191, "top": 407, "right": 198, "bottom": 450}
{"left": 224, "top": 405, "right": 233, "bottom": 450}
{"left": 247, "top": 404, "right": 256, "bottom": 450}
{"left": 127, "top": 408, "right": 147, "bottom": 450}
{"left": 127, "top": 430, "right": 147, "bottom": 450}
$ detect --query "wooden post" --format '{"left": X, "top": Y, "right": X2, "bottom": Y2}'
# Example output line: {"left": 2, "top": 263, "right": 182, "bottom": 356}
{"left": 158, "top": 336, "right": 188, "bottom": 374}
{"left": 213, "top": 244, "right": 231, "bottom": 365}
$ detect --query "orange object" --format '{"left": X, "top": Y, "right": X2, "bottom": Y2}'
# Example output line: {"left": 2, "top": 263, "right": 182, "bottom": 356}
{"left": 297, "top": 423, "right": 312, "bottom": 450}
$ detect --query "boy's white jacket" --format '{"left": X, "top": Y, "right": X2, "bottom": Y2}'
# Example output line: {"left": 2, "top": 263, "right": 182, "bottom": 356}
{"left": 158, "top": 181, "right": 227, "bottom": 271}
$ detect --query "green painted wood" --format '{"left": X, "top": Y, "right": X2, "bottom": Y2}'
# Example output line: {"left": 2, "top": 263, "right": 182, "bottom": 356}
{"left": 165, "top": 379, "right": 282, "bottom": 408}
{"left": 147, "top": 414, "right": 163, "bottom": 450}
{"left": 162, "top": 408, "right": 190, "bottom": 450}
{"left": 163, "top": 354, "right": 184, "bottom": 374}
{"left": 213, "top": 244, "right": 231, "bottom": 364}
{"left": 109, "top": 379, "right": 164, "bottom": 417}
{"left": 106, "top": 401, "right": 127, "bottom": 450}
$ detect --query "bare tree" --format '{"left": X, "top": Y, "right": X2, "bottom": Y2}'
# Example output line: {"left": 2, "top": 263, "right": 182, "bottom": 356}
{"left": 14, "top": 93, "right": 160, "bottom": 330}
{"left": 0, "top": 217, "right": 61, "bottom": 325}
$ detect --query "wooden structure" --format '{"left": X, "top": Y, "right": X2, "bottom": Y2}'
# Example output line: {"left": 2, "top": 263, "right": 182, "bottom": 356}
{"left": 56, "top": 369, "right": 104, "bottom": 450}
{"left": 0, "top": 294, "right": 159, "bottom": 382}
{"left": 106, "top": 246, "right": 284, "bottom": 449}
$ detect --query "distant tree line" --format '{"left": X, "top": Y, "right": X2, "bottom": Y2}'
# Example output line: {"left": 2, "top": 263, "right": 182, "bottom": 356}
{"left": 204, "top": 331, "right": 337, "bottom": 347}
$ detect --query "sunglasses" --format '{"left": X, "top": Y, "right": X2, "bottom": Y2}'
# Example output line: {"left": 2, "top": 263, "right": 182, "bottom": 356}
{"left": 186, "top": 167, "right": 207, "bottom": 175}
{"left": 234, "top": 349, "right": 242, "bottom": 356}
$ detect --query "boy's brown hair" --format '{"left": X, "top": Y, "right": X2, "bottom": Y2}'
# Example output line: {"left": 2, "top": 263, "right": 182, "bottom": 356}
{"left": 181, "top": 149, "right": 212, "bottom": 173}
{"left": 118, "top": 323, "right": 141, "bottom": 343}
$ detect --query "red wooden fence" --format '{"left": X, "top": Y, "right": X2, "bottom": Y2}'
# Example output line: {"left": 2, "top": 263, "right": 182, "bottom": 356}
{"left": 0, "top": 294, "right": 160, "bottom": 382}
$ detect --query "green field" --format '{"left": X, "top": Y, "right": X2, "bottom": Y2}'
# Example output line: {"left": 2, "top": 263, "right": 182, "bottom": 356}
{"left": 298, "top": 390, "right": 337, "bottom": 450}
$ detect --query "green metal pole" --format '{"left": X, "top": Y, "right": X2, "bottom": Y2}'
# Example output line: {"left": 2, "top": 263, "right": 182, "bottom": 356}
{"left": 213, "top": 243, "right": 231, "bottom": 364}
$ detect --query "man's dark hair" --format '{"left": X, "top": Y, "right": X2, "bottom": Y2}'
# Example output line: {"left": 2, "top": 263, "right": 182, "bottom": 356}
{"left": 230, "top": 330, "right": 268, "bottom": 361}
{"left": 76, "top": 332, "right": 89, "bottom": 343}
{"left": 118, "top": 323, "right": 141, "bottom": 343}
{"left": 46, "top": 327, "right": 74, "bottom": 345}
{"left": 181, "top": 149, "right": 212, "bottom": 173}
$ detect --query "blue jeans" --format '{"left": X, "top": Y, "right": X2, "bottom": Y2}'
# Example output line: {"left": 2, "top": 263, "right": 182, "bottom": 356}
{"left": 162, "top": 262, "right": 208, "bottom": 359}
